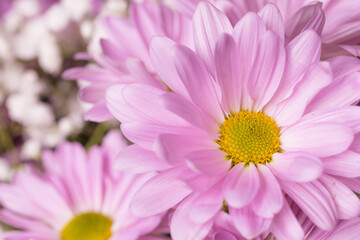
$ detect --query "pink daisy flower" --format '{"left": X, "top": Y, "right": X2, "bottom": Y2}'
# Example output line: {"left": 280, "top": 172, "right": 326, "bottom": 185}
{"left": 173, "top": 0, "right": 360, "bottom": 58}
{"left": 63, "top": 0, "right": 192, "bottom": 122}
{"left": 106, "top": 2, "right": 360, "bottom": 239}
{"left": 0, "top": 131, "right": 166, "bottom": 240}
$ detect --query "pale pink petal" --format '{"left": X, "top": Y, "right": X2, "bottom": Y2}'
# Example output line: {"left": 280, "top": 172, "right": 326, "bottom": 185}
{"left": 213, "top": 231, "right": 237, "bottom": 240}
{"left": 249, "top": 30, "right": 285, "bottom": 111}
{"left": 150, "top": 37, "right": 189, "bottom": 97}
{"left": 324, "top": 21, "right": 360, "bottom": 45}
{"left": 188, "top": 182, "right": 223, "bottom": 224}
{"left": 328, "top": 56, "right": 360, "bottom": 81}
{"left": 193, "top": 1, "right": 232, "bottom": 75}
{"left": 322, "top": 218, "right": 360, "bottom": 240}
{"left": 130, "top": 168, "right": 192, "bottom": 217}
{"left": 233, "top": 12, "right": 266, "bottom": 108}
{"left": 1, "top": 231, "right": 56, "bottom": 240}
{"left": 281, "top": 122, "right": 353, "bottom": 158}
{"left": 84, "top": 100, "right": 114, "bottom": 122}
{"left": 100, "top": 38, "right": 127, "bottom": 63}
{"left": 214, "top": 1, "right": 243, "bottom": 26}
{"left": 230, "top": 207, "right": 272, "bottom": 239}
{"left": 258, "top": 3, "right": 284, "bottom": 41}
{"left": 0, "top": 210, "right": 52, "bottom": 232}
{"left": 337, "top": 177, "right": 360, "bottom": 194}
{"left": 214, "top": 33, "right": 240, "bottom": 113}
{"left": 281, "top": 180, "right": 336, "bottom": 230}
{"left": 103, "top": 16, "right": 151, "bottom": 67}
{"left": 285, "top": 3, "right": 325, "bottom": 42}
{"left": 106, "top": 83, "right": 185, "bottom": 124}
{"left": 272, "top": 62, "right": 331, "bottom": 126}
{"left": 269, "top": 151, "right": 323, "bottom": 182}
{"left": 154, "top": 133, "right": 215, "bottom": 165}
{"left": 172, "top": 45, "right": 223, "bottom": 122}
{"left": 271, "top": 30, "right": 321, "bottom": 104}
{"left": 323, "top": 150, "right": 360, "bottom": 178}
{"left": 299, "top": 106, "right": 360, "bottom": 133}
{"left": 62, "top": 66, "right": 120, "bottom": 82}
{"left": 121, "top": 121, "right": 199, "bottom": 150}
{"left": 171, "top": 194, "right": 214, "bottom": 240}
{"left": 115, "top": 145, "right": 171, "bottom": 174}
{"left": 125, "top": 58, "right": 166, "bottom": 90}
{"left": 170, "top": 0, "right": 199, "bottom": 17}
{"left": 223, "top": 163, "right": 260, "bottom": 208}
{"left": 160, "top": 92, "right": 218, "bottom": 133}
{"left": 79, "top": 83, "right": 111, "bottom": 103}
{"left": 306, "top": 72, "right": 360, "bottom": 111}
{"left": 320, "top": 175, "right": 360, "bottom": 219}
{"left": 186, "top": 149, "right": 230, "bottom": 176}
{"left": 251, "top": 165, "right": 283, "bottom": 218}
{"left": 270, "top": 200, "right": 304, "bottom": 240}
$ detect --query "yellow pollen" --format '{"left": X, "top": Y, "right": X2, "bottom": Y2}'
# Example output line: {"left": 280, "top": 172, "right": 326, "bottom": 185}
{"left": 217, "top": 111, "right": 280, "bottom": 165}
{"left": 61, "top": 212, "right": 112, "bottom": 240}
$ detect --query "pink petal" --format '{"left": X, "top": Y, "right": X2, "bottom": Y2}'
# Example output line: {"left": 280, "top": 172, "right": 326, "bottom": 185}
{"left": 125, "top": 58, "right": 166, "bottom": 90}
{"left": 115, "top": 145, "right": 171, "bottom": 173}
{"left": 300, "top": 106, "right": 360, "bottom": 133}
{"left": 270, "top": 200, "right": 304, "bottom": 240}
{"left": 160, "top": 92, "right": 218, "bottom": 133}
{"left": 323, "top": 150, "right": 360, "bottom": 178}
{"left": 337, "top": 176, "right": 360, "bottom": 194}
{"left": 84, "top": 100, "right": 114, "bottom": 122}
{"left": 281, "top": 180, "right": 336, "bottom": 230}
{"left": 223, "top": 163, "right": 260, "bottom": 208}
{"left": 103, "top": 16, "right": 151, "bottom": 67}
{"left": 269, "top": 151, "right": 323, "bottom": 182}
{"left": 281, "top": 122, "right": 353, "bottom": 158}
{"left": 214, "top": 33, "right": 241, "bottom": 113}
{"left": 272, "top": 30, "right": 321, "bottom": 104}
{"left": 130, "top": 168, "right": 192, "bottom": 217}
{"left": 188, "top": 182, "right": 223, "bottom": 224}
{"left": 106, "top": 83, "right": 185, "bottom": 124}
{"left": 213, "top": 1, "right": 243, "bottom": 26}
{"left": 150, "top": 36, "right": 189, "bottom": 98}
{"left": 186, "top": 149, "right": 230, "bottom": 176}
{"left": 272, "top": 62, "right": 331, "bottom": 126}
{"left": 154, "top": 133, "right": 214, "bottom": 165}
{"left": 249, "top": 30, "right": 285, "bottom": 111}
{"left": 100, "top": 38, "right": 127, "bottom": 62}
{"left": 193, "top": 1, "right": 232, "bottom": 75}
{"left": 230, "top": 207, "right": 272, "bottom": 239}
{"left": 171, "top": 193, "right": 214, "bottom": 240}
{"left": 324, "top": 218, "right": 360, "bottom": 240}
{"left": 121, "top": 121, "right": 199, "bottom": 150}
{"left": 172, "top": 44, "right": 223, "bottom": 122}
{"left": 233, "top": 12, "right": 266, "bottom": 108}
{"left": 307, "top": 72, "right": 360, "bottom": 111}
{"left": 258, "top": 3, "right": 284, "bottom": 41}
{"left": 320, "top": 175, "right": 360, "bottom": 219}
{"left": 251, "top": 165, "right": 283, "bottom": 218}
{"left": 285, "top": 3, "right": 325, "bottom": 42}
{"left": 62, "top": 66, "right": 120, "bottom": 82}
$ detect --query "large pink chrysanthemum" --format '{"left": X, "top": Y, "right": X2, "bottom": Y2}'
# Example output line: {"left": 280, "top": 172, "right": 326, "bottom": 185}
{"left": 106, "top": 2, "right": 360, "bottom": 239}
{"left": 173, "top": 0, "right": 360, "bottom": 58}
{"left": 0, "top": 131, "right": 166, "bottom": 240}
{"left": 63, "top": 0, "right": 192, "bottom": 122}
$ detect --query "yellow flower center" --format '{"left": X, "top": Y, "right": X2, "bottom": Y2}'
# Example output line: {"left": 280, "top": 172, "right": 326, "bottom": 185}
{"left": 61, "top": 213, "right": 112, "bottom": 240}
{"left": 217, "top": 111, "right": 280, "bottom": 165}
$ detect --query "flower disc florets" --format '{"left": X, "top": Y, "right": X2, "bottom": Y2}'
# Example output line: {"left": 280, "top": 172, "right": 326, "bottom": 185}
{"left": 61, "top": 212, "right": 112, "bottom": 240}
{"left": 218, "top": 111, "right": 281, "bottom": 165}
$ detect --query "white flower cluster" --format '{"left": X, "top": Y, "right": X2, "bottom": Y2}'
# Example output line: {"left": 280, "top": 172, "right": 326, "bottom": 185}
{"left": 0, "top": 0, "right": 127, "bottom": 160}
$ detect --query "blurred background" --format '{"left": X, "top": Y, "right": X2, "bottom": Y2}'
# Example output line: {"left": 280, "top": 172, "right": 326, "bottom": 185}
{"left": 0, "top": 0, "right": 130, "bottom": 183}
